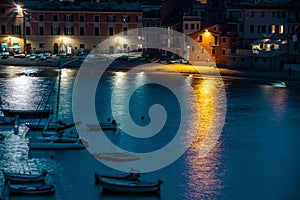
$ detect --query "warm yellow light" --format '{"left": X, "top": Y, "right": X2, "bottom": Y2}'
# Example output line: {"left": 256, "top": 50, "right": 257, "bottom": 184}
{"left": 8, "top": 35, "right": 11, "bottom": 38}
{"left": 16, "top": 5, "right": 21, "bottom": 11}
{"left": 204, "top": 29, "right": 210, "bottom": 36}
{"left": 60, "top": 36, "right": 66, "bottom": 42}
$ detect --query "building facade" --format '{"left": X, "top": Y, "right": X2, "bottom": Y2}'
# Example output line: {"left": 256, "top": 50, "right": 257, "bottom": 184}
{"left": 23, "top": 1, "right": 142, "bottom": 54}
{"left": 0, "top": 1, "right": 25, "bottom": 54}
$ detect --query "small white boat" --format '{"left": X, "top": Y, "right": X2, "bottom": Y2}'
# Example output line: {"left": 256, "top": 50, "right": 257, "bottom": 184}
{"left": 8, "top": 182, "right": 55, "bottom": 195}
{"left": 28, "top": 137, "right": 85, "bottom": 150}
{"left": 272, "top": 81, "right": 286, "bottom": 88}
{"left": 95, "top": 173, "right": 163, "bottom": 194}
{"left": 3, "top": 171, "right": 47, "bottom": 183}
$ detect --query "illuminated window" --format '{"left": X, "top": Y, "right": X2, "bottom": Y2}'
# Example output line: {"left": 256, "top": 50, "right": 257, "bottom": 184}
{"left": 279, "top": 25, "right": 284, "bottom": 34}
{"left": 122, "top": 16, "right": 130, "bottom": 23}
{"left": 271, "top": 25, "right": 275, "bottom": 34}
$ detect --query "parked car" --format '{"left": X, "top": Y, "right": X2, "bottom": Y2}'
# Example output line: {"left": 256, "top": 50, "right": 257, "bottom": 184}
{"left": 2, "top": 52, "right": 9, "bottom": 56}
{"left": 36, "top": 53, "right": 44, "bottom": 58}
{"left": 40, "top": 55, "right": 47, "bottom": 61}
{"left": 44, "top": 52, "right": 52, "bottom": 58}
{"left": 14, "top": 53, "right": 25, "bottom": 58}
{"left": 29, "top": 55, "right": 36, "bottom": 61}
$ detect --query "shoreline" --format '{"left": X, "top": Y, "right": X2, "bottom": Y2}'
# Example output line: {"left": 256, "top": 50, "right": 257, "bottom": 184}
{"left": 1, "top": 57, "right": 300, "bottom": 84}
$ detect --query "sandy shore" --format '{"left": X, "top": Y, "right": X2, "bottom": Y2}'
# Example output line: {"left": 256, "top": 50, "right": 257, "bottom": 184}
{"left": 1, "top": 56, "right": 300, "bottom": 83}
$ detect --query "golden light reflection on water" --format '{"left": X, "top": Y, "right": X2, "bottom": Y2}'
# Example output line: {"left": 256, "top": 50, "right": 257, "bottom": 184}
{"left": 183, "top": 77, "right": 225, "bottom": 199}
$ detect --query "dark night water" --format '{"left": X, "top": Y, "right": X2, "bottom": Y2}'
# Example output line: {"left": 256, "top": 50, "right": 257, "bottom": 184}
{"left": 0, "top": 65, "right": 300, "bottom": 200}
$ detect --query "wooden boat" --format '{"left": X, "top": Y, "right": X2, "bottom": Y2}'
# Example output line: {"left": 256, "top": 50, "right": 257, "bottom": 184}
{"left": 87, "top": 123, "right": 118, "bottom": 131}
{"left": 95, "top": 173, "right": 140, "bottom": 182}
{"left": 3, "top": 171, "right": 47, "bottom": 183}
{"left": 28, "top": 137, "right": 85, "bottom": 150}
{"left": 94, "top": 173, "right": 163, "bottom": 194}
{"left": 1, "top": 109, "right": 51, "bottom": 119}
{"left": 26, "top": 121, "right": 81, "bottom": 131}
{"left": 8, "top": 182, "right": 55, "bottom": 195}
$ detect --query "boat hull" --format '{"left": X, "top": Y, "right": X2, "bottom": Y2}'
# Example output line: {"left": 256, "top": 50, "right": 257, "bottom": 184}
{"left": 28, "top": 140, "right": 85, "bottom": 150}
{"left": 8, "top": 183, "right": 55, "bottom": 195}
{"left": 2, "top": 109, "right": 51, "bottom": 119}
{"left": 95, "top": 174, "right": 162, "bottom": 194}
{"left": 3, "top": 171, "right": 46, "bottom": 183}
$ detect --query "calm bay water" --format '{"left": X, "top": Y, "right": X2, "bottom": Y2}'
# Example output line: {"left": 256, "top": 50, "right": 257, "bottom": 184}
{"left": 0, "top": 65, "right": 300, "bottom": 200}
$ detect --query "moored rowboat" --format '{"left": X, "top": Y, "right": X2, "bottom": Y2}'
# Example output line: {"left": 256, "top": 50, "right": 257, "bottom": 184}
{"left": 2, "top": 109, "right": 51, "bottom": 119}
{"left": 3, "top": 171, "right": 47, "bottom": 183}
{"left": 94, "top": 173, "right": 163, "bottom": 194}
{"left": 8, "top": 182, "right": 55, "bottom": 195}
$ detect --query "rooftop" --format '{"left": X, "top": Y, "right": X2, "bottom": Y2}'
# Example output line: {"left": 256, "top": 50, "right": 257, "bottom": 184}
{"left": 24, "top": 0, "right": 142, "bottom": 11}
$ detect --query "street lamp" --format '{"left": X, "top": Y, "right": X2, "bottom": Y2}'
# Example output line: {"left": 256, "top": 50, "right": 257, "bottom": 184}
{"left": 16, "top": 4, "right": 27, "bottom": 54}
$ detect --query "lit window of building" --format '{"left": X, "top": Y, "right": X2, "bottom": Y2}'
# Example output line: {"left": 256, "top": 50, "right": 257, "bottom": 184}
{"left": 279, "top": 25, "right": 284, "bottom": 34}
{"left": 122, "top": 16, "right": 129, "bottom": 23}
{"left": 271, "top": 25, "right": 275, "bottom": 34}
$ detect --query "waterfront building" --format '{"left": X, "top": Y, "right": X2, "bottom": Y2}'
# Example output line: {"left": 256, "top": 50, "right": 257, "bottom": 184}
{"left": 0, "top": 0, "right": 25, "bottom": 54}
{"left": 190, "top": 24, "right": 233, "bottom": 66}
{"left": 23, "top": 0, "right": 143, "bottom": 54}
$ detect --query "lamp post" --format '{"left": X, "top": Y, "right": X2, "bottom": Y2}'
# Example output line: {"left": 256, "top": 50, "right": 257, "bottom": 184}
{"left": 16, "top": 5, "right": 27, "bottom": 54}
{"left": 22, "top": 9, "right": 26, "bottom": 54}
